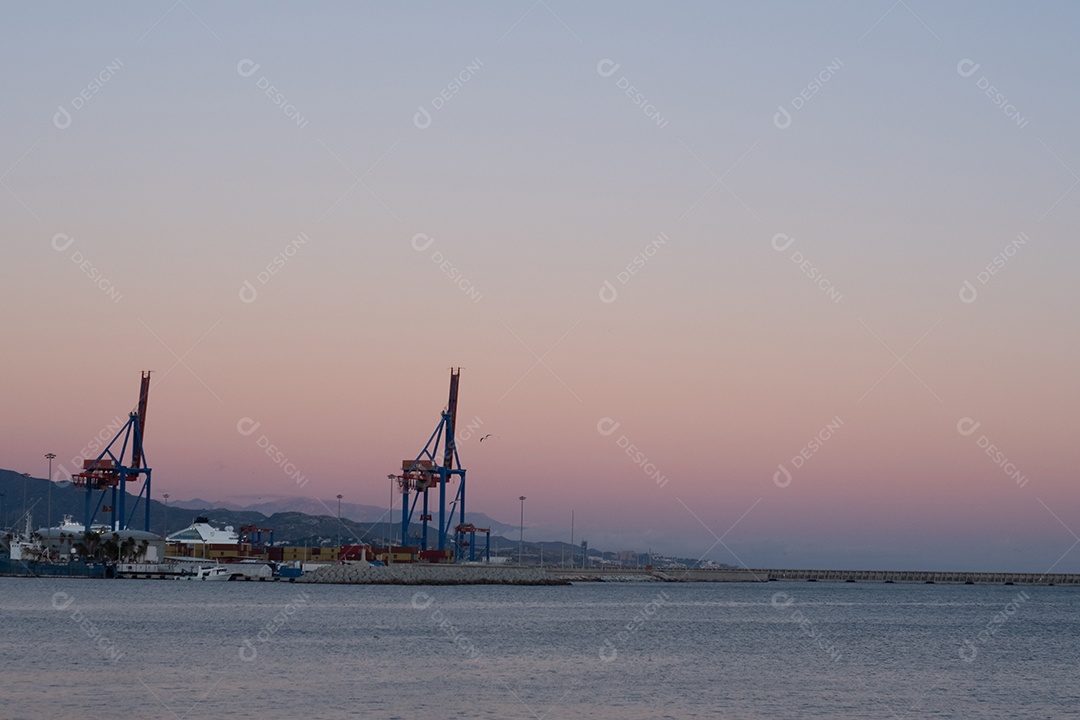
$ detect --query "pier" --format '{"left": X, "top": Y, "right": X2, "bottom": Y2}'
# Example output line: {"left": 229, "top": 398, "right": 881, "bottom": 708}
{"left": 550, "top": 567, "right": 1080, "bottom": 586}
{"left": 757, "top": 568, "right": 1079, "bottom": 585}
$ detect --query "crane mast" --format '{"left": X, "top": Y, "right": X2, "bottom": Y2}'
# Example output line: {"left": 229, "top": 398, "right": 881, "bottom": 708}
{"left": 71, "top": 372, "right": 154, "bottom": 533}
{"left": 390, "top": 368, "right": 482, "bottom": 561}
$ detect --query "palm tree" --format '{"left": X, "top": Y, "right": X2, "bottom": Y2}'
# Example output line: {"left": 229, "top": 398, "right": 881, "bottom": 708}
{"left": 100, "top": 533, "right": 122, "bottom": 564}
{"left": 119, "top": 537, "right": 138, "bottom": 562}
{"left": 75, "top": 531, "right": 102, "bottom": 561}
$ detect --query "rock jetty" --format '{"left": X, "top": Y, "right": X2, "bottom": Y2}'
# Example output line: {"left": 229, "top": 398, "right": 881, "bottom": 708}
{"left": 295, "top": 562, "right": 568, "bottom": 586}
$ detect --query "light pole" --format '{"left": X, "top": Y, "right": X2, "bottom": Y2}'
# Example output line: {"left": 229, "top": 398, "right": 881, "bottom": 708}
{"left": 163, "top": 494, "right": 170, "bottom": 538}
{"left": 518, "top": 495, "right": 526, "bottom": 566}
{"left": 387, "top": 475, "right": 395, "bottom": 549}
{"left": 1, "top": 492, "right": 5, "bottom": 530}
{"left": 45, "top": 453, "right": 56, "bottom": 533}
{"left": 336, "top": 494, "right": 343, "bottom": 549}
{"left": 570, "top": 509, "right": 574, "bottom": 568}
{"left": 21, "top": 472, "right": 30, "bottom": 521}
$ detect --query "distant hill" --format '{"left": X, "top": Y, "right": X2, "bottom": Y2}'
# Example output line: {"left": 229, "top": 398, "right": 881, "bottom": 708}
{"left": 0, "top": 468, "right": 270, "bottom": 537}
{"left": 170, "top": 493, "right": 517, "bottom": 535}
{"left": 0, "top": 468, "right": 717, "bottom": 568}
{"left": 170, "top": 497, "right": 246, "bottom": 511}
{"left": 0, "top": 468, "right": 522, "bottom": 551}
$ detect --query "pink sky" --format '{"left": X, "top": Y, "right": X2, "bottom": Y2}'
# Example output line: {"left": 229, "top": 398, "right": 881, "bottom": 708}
{"left": 2, "top": 3, "right": 1078, "bottom": 570}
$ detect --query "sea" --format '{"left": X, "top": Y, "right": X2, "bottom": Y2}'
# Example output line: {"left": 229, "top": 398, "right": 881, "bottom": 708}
{"left": 1, "top": 577, "right": 1077, "bottom": 719}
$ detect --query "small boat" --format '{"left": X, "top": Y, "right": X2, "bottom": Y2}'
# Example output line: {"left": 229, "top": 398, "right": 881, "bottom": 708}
{"left": 174, "top": 565, "right": 232, "bottom": 581}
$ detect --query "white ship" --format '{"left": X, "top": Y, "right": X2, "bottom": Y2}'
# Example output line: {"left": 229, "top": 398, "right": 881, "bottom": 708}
{"left": 165, "top": 516, "right": 240, "bottom": 544}
{"left": 172, "top": 564, "right": 232, "bottom": 581}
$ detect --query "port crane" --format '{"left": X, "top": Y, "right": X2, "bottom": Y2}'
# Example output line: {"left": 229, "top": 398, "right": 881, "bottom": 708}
{"left": 71, "top": 372, "right": 154, "bottom": 533}
{"left": 239, "top": 525, "right": 275, "bottom": 547}
{"left": 390, "top": 368, "right": 485, "bottom": 560}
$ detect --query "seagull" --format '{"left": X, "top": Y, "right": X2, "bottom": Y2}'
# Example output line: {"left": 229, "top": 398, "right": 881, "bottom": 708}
{"left": 480, "top": 434, "right": 493, "bottom": 442}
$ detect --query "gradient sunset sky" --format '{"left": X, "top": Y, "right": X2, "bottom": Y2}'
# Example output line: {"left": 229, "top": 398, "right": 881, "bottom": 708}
{"left": 2, "top": 2, "right": 1077, "bottom": 571}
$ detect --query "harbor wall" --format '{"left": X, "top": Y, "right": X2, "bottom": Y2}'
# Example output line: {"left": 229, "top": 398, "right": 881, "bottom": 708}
{"left": 550, "top": 567, "right": 1080, "bottom": 585}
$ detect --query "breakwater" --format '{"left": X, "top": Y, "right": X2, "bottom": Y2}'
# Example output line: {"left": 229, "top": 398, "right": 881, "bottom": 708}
{"left": 0, "top": 558, "right": 108, "bottom": 578}
{"left": 5, "top": 561, "right": 1075, "bottom": 586}
{"left": 554, "top": 568, "right": 763, "bottom": 583}
{"left": 548, "top": 567, "right": 1079, "bottom": 585}
{"left": 296, "top": 562, "right": 568, "bottom": 586}
{"left": 759, "top": 568, "right": 1079, "bottom": 585}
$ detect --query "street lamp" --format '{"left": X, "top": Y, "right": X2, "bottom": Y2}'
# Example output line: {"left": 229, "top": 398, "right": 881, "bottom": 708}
{"left": 163, "top": 494, "right": 170, "bottom": 537}
{"left": 45, "top": 453, "right": 56, "bottom": 533}
{"left": 336, "top": 494, "right": 343, "bottom": 549}
{"left": 387, "top": 475, "right": 396, "bottom": 549}
{"left": 21, "top": 472, "right": 30, "bottom": 521}
{"left": 518, "top": 495, "right": 526, "bottom": 566}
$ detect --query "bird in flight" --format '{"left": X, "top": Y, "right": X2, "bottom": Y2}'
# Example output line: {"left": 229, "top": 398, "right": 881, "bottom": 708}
{"left": 480, "top": 434, "right": 493, "bottom": 442}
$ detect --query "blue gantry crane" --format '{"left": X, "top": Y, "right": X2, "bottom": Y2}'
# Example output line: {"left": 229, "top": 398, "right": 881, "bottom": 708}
{"left": 390, "top": 368, "right": 486, "bottom": 561}
{"left": 72, "top": 372, "right": 154, "bottom": 533}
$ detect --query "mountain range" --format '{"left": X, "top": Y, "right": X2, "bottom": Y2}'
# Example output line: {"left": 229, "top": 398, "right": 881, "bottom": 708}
{"left": 168, "top": 494, "right": 517, "bottom": 535}
{"left": 1, "top": 468, "right": 703, "bottom": 566}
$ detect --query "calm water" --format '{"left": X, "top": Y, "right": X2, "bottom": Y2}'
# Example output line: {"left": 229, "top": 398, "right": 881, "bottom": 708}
{"left": 1, "top": 577, "right": 1077, "bottom": 719}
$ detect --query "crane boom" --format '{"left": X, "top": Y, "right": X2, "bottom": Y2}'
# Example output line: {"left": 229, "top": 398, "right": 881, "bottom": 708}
{"left": 442, "top": 368, "right": 460, "bottom": 470}
{"left": 131, "top": 371, "right": 151, "bottom": 470}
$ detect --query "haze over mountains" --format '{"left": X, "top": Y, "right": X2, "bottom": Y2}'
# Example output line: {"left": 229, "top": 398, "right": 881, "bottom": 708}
{"left": 0, "top": 469, "right": 520, "bottom": 549}
{"left": 2, "top": 468, "right": 701, "bottom": 566}
{"left": 169, "top": 494, "right": 517, "bottom": 535}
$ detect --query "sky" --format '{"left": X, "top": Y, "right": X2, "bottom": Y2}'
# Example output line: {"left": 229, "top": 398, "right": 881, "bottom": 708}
{"left": 2, "top": 2, "right": 1078, "bottom": 571}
